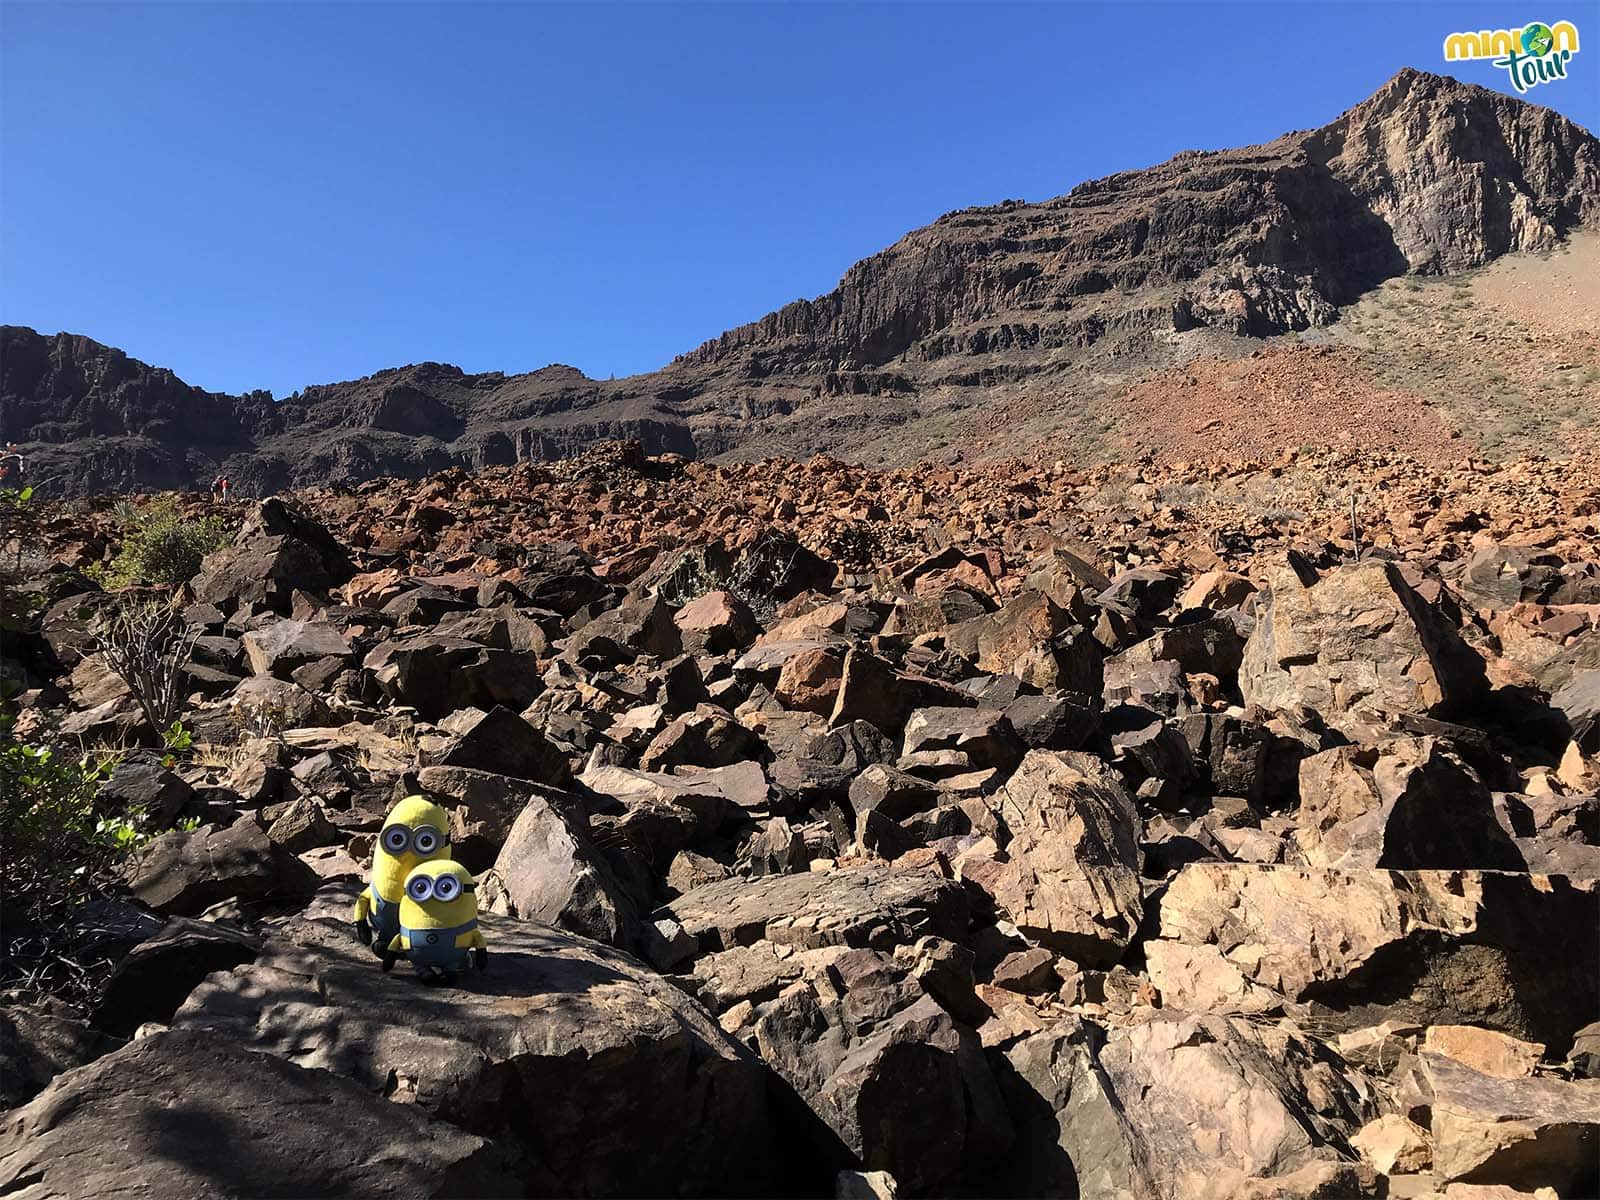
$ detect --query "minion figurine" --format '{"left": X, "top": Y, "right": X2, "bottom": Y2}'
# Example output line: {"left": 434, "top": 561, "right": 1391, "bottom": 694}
{"left": 382, "top": 859, "right": 488, "bottom": 981}
{"left": 353, "top": 795, "right": 451, "bottom": 955}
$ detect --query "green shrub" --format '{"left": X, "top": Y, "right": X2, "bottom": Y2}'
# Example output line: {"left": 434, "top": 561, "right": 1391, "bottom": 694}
{"left": 1, "top": 731, "right": 124, "bottom": 897}
{"left": 102, "top": 496, "right": 232, "bottom": 588}
{"left": 0, "top": 722, "right": 198, "bottom": 1002}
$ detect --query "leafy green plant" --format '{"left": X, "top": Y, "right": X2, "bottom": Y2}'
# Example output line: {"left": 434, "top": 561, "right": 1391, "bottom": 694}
{"left": 0, "top": 480, "right": 43, "bottom": 632}
{"left": 162, "top": 719, "right": 194, "bottom": 756}
{"left": 0, "top": 734, "right": 122, "bottom": 892}
{"left": 102, "top": 496, "right": 233, "bottom": 588}
{"left": 0, "top": 719, "right": 203, "bottom": 1004}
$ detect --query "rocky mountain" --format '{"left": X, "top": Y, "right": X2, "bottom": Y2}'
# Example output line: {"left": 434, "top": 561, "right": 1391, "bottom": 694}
{"left": 4, "top": 68, "right": 1597, "bottom": 495}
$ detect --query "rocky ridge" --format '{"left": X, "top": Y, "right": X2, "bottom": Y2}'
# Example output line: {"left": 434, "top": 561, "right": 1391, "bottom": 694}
{"left": 4, "top": 439, "right": 1600, "bottom": 1198}
{"left": 4, "top": 68, "right": 1597, "bottom": 493}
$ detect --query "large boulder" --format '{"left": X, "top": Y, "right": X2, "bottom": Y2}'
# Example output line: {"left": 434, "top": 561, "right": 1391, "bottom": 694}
{"left": 902, "top": 707, "right": 1023, "bottom": 773}
{"left": 751, "top": 961, "right": 991, "bottom": 1193}
{"left": 1454, "top": 542, "right": 1564, "bottom": 611}
{"left": 119, "top": 815, "right": 318, "bottom": 916}
{"left": 691, "top": 941, "right": 1009, "bottom": 1194}
{"left": 0, "top": 1005, "right": 110, "bottom": 1110}
{"left": 1240, "top": 561, "right": 1487, "bottom": 733}
{"left": 96, "top": 751, "right": 194, "bottom": 827}
{"left": 191, "top": 498, "right": 353, "bottom": 615}
{"left": 1154, "top": 614, "right": 1249, "bottom": 678}
{"left": 1147, "top": 864, "right": 1598, "bottom": 1051}
{"left": 1420, "top": 1050, "right": 1600, "bottom": 1194}
{"left": 416, "top": 764, "right": 559, "bottom": 870}
{"left": 775, "top": 645, "right": 847, "bottom": 715}
{"left": 992, "top": 1017, "right": 1138, "bottom": 1198}
{"left": 995, "top": 1012, "right": 1377, "bottom": 1200}
{"left": 829, "top": 649, "right": 972, "bottom": 736}
{"left": 485, "top": 785, "right": 636, "bottom": 947}
{"left": 578, "top": 764, "right": 730, "bottom": 859}
{"left": 363, "top": 635, "right": 541, "bottom": 721}
{"left": 1094, "top": 1014, "right": 1373, "bottom": 1200}
{"left": 241, "top": 619, "right": 352, "bottom": 679}
{"left": 981, "top": 750, "right": 1144, "bottom": 967}
{"left": 1096, "top": 567, "right": 1182, "bottom": 619}
{"left": 90, "top": 918, "right": 261, "bottom": 1036}
{"left": 638, "top": 704, "right": 757, "bottom": 772}
{"left": 430, "top": 705, "right": 571, "bottom": 786}
{"left": 1294, "top": 737, "right": 1525, "bottom": 869}
{"left": 561, "top": 593, "right": 681, "bottom": 667}
{"left": 674, "top": 589, "right": 760, "bottom": 654}
{"left": 659, "top": 865, "right": 970, "bottom": 954}
{"left": 1003, "top": 692, "right": 1102, "bottom": 752}
{"left": 966, "top": 592, "right": 1102, "bottom": 693}
{"left": 172, "top": 888, "right": 772, "bottom": 1197}
{"left": 435, "top": 604, "right": 551, "bottom": 655}
{"left": 0, "top": 1029, "right": 518, "bottom": 1199}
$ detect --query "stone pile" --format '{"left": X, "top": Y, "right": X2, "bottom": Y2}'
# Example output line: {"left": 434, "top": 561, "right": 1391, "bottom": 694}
{"left": 4, "top": 475, "right": 1599, "bottom": 1199}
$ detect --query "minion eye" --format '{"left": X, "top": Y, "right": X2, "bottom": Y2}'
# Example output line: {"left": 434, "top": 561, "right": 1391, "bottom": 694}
{"left": 412, "top": 827, "right": 440, "bottom": 854}
{"left": 434, "top": 876, "right": 461, "bottom": 901}
{"left": 380, "top": 826, "right": 410, "bottom": 854}
{"left": 407, "top": 876, "right": 434, "bottom": 902}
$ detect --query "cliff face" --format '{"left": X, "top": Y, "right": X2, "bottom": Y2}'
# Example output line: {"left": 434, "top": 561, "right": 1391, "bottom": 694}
{"left": 680, "top": 68, "right": 1599, "bottom": 370}
{"left": 4, "top": 69, "right": 1596, "bottom": 494}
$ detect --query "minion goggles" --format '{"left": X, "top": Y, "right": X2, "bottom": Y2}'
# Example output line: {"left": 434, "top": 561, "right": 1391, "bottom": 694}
{"left": 380, "top": 823, "right": 444, "bottom": 856}
{"left": 405, "top": 874, "right": 475, "bottom": 903}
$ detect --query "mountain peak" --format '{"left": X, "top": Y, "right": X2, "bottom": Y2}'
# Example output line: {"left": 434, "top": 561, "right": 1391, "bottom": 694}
{"left": 5, "top": 71, "right": 1597, "bottom": 494}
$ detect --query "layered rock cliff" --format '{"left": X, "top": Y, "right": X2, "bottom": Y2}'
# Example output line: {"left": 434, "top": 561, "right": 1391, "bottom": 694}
{"left": 3, "top": 69, "right": 1595, "bottom": 494}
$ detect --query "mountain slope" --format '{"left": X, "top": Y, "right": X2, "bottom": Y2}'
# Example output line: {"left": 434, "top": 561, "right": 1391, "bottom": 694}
{"left": 3, "top": 68, "right": 1596, "bottom": 495}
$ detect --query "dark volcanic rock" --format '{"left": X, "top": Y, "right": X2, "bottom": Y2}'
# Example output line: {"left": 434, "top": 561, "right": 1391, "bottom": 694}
{"left": 0, "top": 1005, "right": 112, "bottom": 1110}
{"left": 172, "top": 889, "right": 773, "bottom": 1197}
{"left": 119, "top": 815, "right": 318, "bottom": 917}
{"left": 1148, "top": 864, "right": 1598, "bottom": 1052}
{"left": 191, "top": 499, "right": 353, "bottom": 615}
{"left": 0, "top": 1029, "right": 520, "bottom": 1199}
{"left": 659, "top": 865, "right": 970, "bottom": 954}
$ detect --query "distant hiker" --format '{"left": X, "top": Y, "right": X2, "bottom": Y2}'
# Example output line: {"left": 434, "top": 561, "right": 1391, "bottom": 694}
{"left": 221, "top": 476, "right": 231, "bottom": 502}
{"left": 211, "top": 474, "right": 224, "bottom": 501}
{"left": 0, "top": 443, "right": 21, "bottom": 482}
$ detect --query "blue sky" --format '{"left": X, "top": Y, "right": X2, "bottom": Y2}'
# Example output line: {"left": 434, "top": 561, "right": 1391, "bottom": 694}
{"left": 2, "top": 2, "right": 1596, "bottom": 398}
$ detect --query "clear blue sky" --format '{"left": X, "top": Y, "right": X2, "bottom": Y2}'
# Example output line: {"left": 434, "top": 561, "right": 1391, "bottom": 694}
{"left": 3, "top": 2, "right": 1596, "bottom": 398}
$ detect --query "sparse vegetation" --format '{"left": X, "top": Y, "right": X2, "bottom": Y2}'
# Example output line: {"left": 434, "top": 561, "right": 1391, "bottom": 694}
{"left": 0, "top": 717, "right": 202, "bottom": 1003}
{"left": 659, "top": 530, "right": 804, "bottom": 624}
{"left": 96, "top": 599, "right": 199, "bottom": 735}
{"left": 98, "top": 496, "right": 232, "bottom": 588}
{"left": 229, "top": 698, "right": 291, "bottom": 742}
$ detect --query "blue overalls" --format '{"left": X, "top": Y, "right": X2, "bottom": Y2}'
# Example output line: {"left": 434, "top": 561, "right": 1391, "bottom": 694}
{"left": 367, "top": 883, "right": 402, "bottom": 949}
{"left": 400, "top": 919, "right": 478, "bottom": 973}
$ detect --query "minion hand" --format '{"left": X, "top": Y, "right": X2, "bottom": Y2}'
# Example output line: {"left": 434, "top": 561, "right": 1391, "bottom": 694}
{"left": 354, "top": 917, "right": 372, "bottom": 948}
{"left": 473, "top": 948, "right": 488, "bottom": 972}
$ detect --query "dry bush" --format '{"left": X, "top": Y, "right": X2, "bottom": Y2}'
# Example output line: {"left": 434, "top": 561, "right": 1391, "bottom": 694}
{"left": 658, "top": 530, "right": 804, "bottom": 624}
{"left": 96, "top": 600, "right": 198, "bottom": 736}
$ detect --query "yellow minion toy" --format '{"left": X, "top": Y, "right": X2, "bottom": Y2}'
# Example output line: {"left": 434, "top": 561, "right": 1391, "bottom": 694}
{"left": 382, "top": 859, "right": 488, "bottom": 981}
{"left": 353, "top": 795, "right": 451, "bottom": 955}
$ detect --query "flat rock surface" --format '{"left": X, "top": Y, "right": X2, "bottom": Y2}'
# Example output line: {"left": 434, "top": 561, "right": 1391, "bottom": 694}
{"left": 170, "top": 886, "right": 771, "bottom": 1197}
{"left": 659, "top": 864, "right": 970, "bottom": 953}
{"left": 0, "top": 1029, "right": 519, "bottom": 1200}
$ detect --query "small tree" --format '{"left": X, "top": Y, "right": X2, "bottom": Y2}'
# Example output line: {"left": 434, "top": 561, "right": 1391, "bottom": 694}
{"left": 97, "top": 600, "right": 198, "bottom": 736}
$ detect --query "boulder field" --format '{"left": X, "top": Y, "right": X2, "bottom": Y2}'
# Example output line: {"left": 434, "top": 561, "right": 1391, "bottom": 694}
{"left": 4, "top": 455, "right": 1600, "bottom": 1200}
